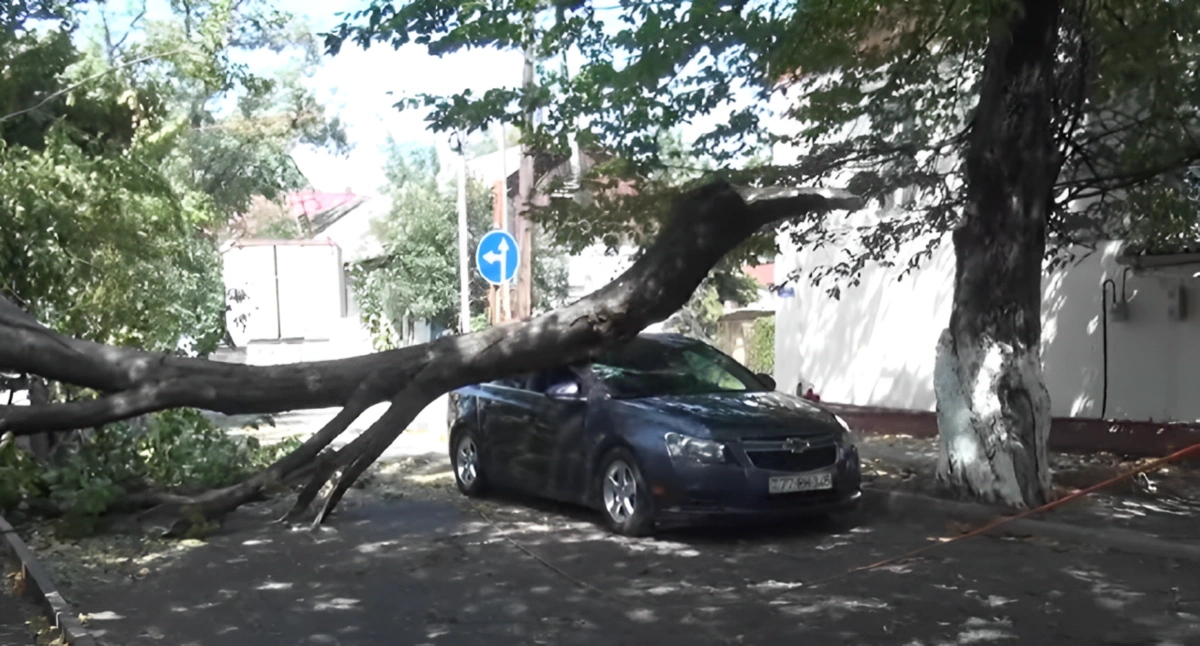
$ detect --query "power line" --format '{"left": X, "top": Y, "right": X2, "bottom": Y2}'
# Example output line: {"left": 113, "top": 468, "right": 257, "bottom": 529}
{"left": 0, "top": 48, "right": 187, "bottom": 124}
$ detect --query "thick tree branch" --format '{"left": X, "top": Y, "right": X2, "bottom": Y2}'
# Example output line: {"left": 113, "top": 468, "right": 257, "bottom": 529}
{"left": 0, "top": 380, "right": 210, "bottom": 435}
{"left": 0, "top": 180, "right": 862, "bottom": 438}
{"left": 1, "top": 180, "right": 861, "bottom": 532}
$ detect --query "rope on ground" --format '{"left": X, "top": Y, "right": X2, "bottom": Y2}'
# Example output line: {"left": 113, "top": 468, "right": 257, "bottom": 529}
{"left": 806, "top": 442, "right": 1200, "bottom": 587}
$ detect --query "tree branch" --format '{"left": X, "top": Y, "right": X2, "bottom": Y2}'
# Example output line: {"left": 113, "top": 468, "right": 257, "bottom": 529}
{"left": 0, "top": 180, "right": 861, "bottom": 439}
{"left": 0, "top": 379, "right": 208, "bottom": 435}
{"left": 0, "top": 48, "right": 188, "bottom": 124}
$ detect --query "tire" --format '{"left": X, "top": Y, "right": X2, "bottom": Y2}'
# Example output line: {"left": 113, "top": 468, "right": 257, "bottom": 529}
{"left": 597, "top": 447, "right": 656, "bottom": 536}
{"left": 450, "top": 426, "right": 488, "bottom": 497}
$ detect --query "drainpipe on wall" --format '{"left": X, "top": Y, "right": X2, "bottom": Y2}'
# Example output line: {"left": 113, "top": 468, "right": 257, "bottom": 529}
{"left": 1100, "top": 278, "right": 1115, "bottom": 420}
{"left": 1099, "top": 268, "right": 1133, "bottom": 419}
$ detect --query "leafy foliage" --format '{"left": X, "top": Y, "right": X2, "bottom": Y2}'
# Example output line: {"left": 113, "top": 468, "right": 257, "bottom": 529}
{"left": 350, "top": 142, "right": 570, "bottom": 348}
{"left": 0, "top": 0, "right": 346, "bottom": 354}
{"left": 328, "top": 0, "right": 1200, "bottom": 284}
{"left": 0, "top": 409, "right": 299, "bottom": 536}
{"left": 662, "top": 259, "right": 761, "bottom": 341}
{"left": 0, "top": 126, "right": 227, "bottom": 351}
{"left": 350, "top": 143, "right": 495, "bottom": 344}
{"left": 747, "top": 315, "right": 775, "bottom": 376}
{"left": 0, "top": 0, "right": 344, "bottom": 531}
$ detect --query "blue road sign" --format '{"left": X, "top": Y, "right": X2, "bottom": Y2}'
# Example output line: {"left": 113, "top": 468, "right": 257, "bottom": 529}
{"left": 475, "top": 230, "right": 520, "bottom": 285}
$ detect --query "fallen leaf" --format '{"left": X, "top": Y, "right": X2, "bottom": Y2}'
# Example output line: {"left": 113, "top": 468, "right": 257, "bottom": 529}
{"left": 7, "top": 568, "right": 25, "bottom": 596}
{"left": 945, "top": 520, "right": 975, "bottom": 535}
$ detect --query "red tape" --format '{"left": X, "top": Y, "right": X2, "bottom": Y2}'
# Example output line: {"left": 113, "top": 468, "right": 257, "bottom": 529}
{"left": 817, "top": 442, "right": 1200, "bottom": 584}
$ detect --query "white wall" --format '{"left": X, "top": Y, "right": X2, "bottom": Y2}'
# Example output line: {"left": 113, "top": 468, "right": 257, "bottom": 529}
{"left": 775, "top": 234, "right": 1200, "bottom": 423}
{"left": 566, "top": 244, "right": 639, "bottom": 301}
{"left": 223, "top": 242, "right": 375, "bottom": 363}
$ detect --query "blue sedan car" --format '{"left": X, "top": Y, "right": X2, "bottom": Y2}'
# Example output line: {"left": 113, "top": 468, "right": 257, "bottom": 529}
{"left": 447, "top": 333, "right": 862, "bottom": 535}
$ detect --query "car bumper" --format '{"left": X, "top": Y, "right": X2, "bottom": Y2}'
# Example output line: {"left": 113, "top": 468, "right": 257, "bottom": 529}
{"left": 641, "top": 444, "right": 863, "bottom": 525}
{"left": 656, "top": 490, "right": 862, "bottom": 525}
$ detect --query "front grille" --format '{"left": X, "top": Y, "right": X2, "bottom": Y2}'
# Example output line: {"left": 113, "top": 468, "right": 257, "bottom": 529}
{"left": 746, "top": 444, "right": 838, "bottom": 472}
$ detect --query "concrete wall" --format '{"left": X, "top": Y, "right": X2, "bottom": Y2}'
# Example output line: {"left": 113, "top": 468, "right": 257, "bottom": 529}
{"left": 566, "top": 244, "right": 639, "bottom": 301}
{"left": 775, "top": 233, "right": 1200, "bottom": 423}
{"left": 717, "top": 312, "right": 773, "bottom": 368}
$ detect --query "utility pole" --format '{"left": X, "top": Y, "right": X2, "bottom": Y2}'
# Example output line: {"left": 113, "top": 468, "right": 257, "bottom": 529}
{"left": 497, "top": 121, "right": 511, "bottom": 322}
{"left": 512, "top": 27, "right": 537, "bottom": 320}
{"left": 457, "top": 138, "right": 471, "bottom": 334}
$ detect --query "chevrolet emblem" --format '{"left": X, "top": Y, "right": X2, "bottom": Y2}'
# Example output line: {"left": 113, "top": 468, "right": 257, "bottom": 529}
{"left": 783, "top": 438, "right": 810, "bottom": 453}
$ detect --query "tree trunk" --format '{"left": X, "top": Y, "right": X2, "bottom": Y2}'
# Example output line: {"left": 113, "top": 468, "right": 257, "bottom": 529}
{"left": 933, "top": 0, "right": 1062, "bottom": 509}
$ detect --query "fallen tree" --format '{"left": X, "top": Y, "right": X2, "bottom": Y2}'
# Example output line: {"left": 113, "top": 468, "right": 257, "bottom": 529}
{"left": 0, "top": 181, "right": 860, "bottom": 534}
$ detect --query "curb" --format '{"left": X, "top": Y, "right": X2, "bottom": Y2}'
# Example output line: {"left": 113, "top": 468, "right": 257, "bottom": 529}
{"left": 825, "top": 401, "right": 1200, "bottom": 460}
{"left": 0, "top": 514, "right": 97, "bottom": 646}
{"left": 861, "top": 488, "right": 1200, "bottom": 562}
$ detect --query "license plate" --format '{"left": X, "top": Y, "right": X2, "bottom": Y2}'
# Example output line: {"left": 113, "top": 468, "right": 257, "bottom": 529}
{"left": 769, "top": 472, "right": 833, "bottom": 494}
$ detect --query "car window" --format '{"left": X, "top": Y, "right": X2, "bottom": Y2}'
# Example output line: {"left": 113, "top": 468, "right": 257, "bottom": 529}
{"left": 491, "top": 374, "right": 531, "bottom": 390}
{"left": 528, "top": 366, "right": 581, "bottom": 394}
{"left": 591, "top": 338, "right": 764, "bottom": 398}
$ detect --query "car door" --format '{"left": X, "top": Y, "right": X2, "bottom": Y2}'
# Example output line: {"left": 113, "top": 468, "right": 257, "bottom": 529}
{"left": 527, "top": 367, "right": 591, "bottom": 503}
{"left": 475, "top": 376, "right": 539, "bottom": 490}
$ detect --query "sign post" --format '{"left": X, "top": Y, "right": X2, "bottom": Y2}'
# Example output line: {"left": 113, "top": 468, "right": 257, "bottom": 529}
{"left": 476, "top": 230, "right": 520, "bottom": 287}
{"left": 457, "top": 150, "right": 470, "bottom": 333}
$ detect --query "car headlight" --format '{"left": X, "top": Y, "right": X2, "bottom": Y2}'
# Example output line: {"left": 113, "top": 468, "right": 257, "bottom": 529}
{"left": 833, "top": 415, "right": 857, "bottom": 447}
{"left": 664, "top": 432, "right": 727, "bottom": 464}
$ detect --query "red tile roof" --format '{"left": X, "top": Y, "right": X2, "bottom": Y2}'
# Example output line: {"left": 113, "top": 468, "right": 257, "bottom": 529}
{"left": 286, "top": 191, "right": 358, "bottom": 219}
{"left": 744, "top": 263, "right": 775, "bottom": 287}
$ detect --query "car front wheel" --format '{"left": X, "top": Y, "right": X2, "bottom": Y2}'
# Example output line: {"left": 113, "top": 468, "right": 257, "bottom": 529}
{"left": 451, "top": 428, "right": 488, "bottom": 497}
{"left": 598, "top": 448, "right": 655, "bottom": 536}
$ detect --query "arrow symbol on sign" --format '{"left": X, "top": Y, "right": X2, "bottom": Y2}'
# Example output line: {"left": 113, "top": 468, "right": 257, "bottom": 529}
{"left": 482, "top": 238, "right": 509, "bottom": 275}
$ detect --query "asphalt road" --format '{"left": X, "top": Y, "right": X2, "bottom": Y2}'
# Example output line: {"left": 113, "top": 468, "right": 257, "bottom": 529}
{"left": 1, "top": 556, "right": 37, "bottom": 646}
{"left": 0, "top": 593, "right": 33, "bottom": 645}
{"left": 28, "top": 469, "right": 1200, "bottom": 646}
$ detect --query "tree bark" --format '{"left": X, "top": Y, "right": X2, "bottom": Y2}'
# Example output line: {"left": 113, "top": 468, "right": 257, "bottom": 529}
{"left": 0, "top": 181, "right": 860, "bottom": 529}
{"left": 933, "top": 0, "right": 1062, "bottom": 508}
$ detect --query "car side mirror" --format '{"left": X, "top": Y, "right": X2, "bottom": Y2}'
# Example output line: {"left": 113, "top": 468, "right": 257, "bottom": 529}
{"left": 546, "top": 380, "right": 584, "bottom": 400}
{"left": 757, "top": 373, "right": 776, "bottom": 391}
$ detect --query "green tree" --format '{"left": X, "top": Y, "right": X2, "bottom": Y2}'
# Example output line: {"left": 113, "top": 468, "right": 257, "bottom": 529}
{"left": 86, "top": 0, "right": 349, "bottom": 235}
{"left": 329, "top": 0, "right": 1200, "bottom": 506}
{"left": 1, "top": 0, "right": 346, "bottom": 353}
{"left": 0, "top": 4, "right": 224, "bottom": 352}
{"left": 350, "top": 142, "right": 570, "bottom": 348}
{"left": 350, "top": 143, "right": 492, "bottom": 346}
{"left": 0, "top": 0, "right": 345, "bottom": 508}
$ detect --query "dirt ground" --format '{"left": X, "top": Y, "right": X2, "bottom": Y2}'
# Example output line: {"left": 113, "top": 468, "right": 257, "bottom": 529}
{"left": 856, "top": 433, "right": 1200, "bottom": 540}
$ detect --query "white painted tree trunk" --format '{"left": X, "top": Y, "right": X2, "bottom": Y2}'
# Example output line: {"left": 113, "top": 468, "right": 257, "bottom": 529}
{"left": 934, "top": 328, "right": 1052, "bottom": 508}
{"left": 934, "top": 0, "right": 1061, "bottom": 509}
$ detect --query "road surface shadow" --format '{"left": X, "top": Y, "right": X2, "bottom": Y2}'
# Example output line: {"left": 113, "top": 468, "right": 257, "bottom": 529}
{"left": 32, "top": 485, "right": 1197, "bottom": 646}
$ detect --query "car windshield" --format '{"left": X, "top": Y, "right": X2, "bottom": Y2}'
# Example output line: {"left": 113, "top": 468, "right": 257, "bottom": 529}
{"left": 591, "top": 337, "right": 765, "bottom": 398}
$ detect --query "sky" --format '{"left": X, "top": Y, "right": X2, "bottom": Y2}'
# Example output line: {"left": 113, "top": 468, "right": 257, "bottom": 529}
{"left": 74, "top": 0, "right": 766, "bottom": 198}
{"left": 75, "top": 0, "right": 529, "bottom": 195}
{"left": 283, "top": 0, "right": 528, "bottom": 194}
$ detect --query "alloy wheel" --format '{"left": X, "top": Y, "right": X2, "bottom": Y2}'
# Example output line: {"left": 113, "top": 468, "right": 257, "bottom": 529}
{"left": 602, "top": 459, "right": 638, "bottom": 523}
{"left": 456, "top": 436, "right": 479, "bottom": 487}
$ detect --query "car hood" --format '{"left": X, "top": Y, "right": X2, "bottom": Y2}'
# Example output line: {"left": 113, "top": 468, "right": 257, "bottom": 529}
{"left": 614, "top": 390, "right": 842, "bottom": 441}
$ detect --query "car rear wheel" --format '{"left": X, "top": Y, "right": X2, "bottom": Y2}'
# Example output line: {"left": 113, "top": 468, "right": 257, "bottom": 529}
{"left": 451, "top": 428, "right": 488, "bottom": 497}
{"left": 598, "top": 448, "right": 655, "bottom": 536}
